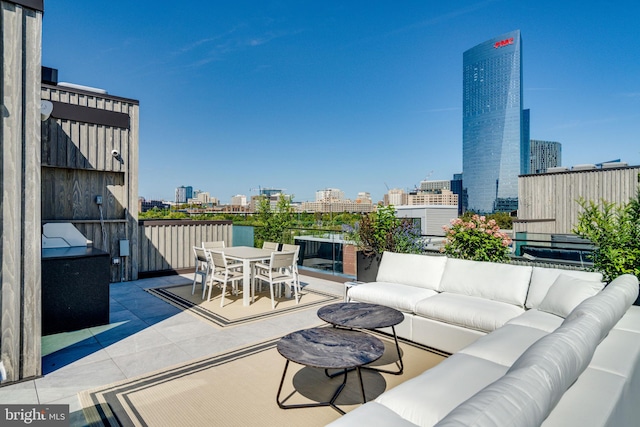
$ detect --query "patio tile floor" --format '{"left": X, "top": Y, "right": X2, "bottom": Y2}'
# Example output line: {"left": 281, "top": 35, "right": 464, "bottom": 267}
{"left": 0, "top": 273, "right": 345, "bottom": 426}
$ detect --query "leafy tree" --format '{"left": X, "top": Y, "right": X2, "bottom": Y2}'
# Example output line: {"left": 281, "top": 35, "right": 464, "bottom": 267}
{"left": 573, "top": 188, "right": 640, "bottom": 282}
{"left": 254, "top": 195, "right": 294, "bottom": 247}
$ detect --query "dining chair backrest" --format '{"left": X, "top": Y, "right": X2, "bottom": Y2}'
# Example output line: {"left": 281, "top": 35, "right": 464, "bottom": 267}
{"left": 263, "top": 241, "right": 279, "bottom": 251}
{"left": 281, "top": 243, "right": 300, "bottom": 258}
{"left": 203, "top": 241, "right": 225, "bottom": 250}
{"left": 270, "top": 251, "right": 296, "bottom": 270}
{"left": 194, "top": 246, "right": 208, "bottom": 263}
{"left": 209, "top": 250, "right": 227, "bottom": 269}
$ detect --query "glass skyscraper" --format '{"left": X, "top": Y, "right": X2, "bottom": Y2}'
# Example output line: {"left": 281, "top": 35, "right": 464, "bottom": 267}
{"left": 462, "top": 30, "right": 528, "bottom": 213}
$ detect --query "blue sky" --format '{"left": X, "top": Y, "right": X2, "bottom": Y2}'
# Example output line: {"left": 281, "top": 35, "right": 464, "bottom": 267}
{"left": 42, "top": 0, "right": 640, "bottom": 203}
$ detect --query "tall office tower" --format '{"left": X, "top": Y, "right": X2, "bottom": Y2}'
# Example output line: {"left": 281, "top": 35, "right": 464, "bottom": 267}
{"left": 530, "top": 140, "right": 562, "bottom": 173}
{"left": 463, "top": 30, "right": 527, "bottom": 213}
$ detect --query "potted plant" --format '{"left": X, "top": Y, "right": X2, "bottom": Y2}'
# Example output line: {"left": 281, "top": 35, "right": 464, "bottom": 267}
{"left": 344, "top": 205, "right": 426, "bottom": 282}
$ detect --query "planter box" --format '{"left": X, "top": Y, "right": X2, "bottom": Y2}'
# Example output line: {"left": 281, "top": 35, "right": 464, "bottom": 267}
{"left": 356, "top": 251, "right": 382, "bottom": 282}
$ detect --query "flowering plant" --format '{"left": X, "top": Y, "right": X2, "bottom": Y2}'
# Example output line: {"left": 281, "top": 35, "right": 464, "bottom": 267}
{"left": 442, "top": 214, "right": 512, "bottom": 262}
{"left": 344, "top": 205, "right": 426, "bottom": 256}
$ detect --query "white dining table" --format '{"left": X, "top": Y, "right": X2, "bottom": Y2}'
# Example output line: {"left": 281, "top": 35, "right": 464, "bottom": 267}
{"left": 220, "top": 246, "right": 274, "bottom": 306}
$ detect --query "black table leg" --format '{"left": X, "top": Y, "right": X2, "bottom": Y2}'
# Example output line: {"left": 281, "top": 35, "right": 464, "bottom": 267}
{"left": 277, "top": 359, "right": 348, "bottom": 415}
{"left": 363, "top": 326, "right": 404, "bottom": 375}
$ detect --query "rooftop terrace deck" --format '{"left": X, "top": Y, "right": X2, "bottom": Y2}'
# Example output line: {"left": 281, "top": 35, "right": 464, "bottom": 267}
{"left": 0, "top": 272, "right": 346, "bottom": 426}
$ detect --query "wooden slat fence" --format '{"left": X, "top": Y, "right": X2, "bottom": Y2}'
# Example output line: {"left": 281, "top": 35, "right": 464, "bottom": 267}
{"left": 137, "top": 220, "right": 233, "bottom": 277}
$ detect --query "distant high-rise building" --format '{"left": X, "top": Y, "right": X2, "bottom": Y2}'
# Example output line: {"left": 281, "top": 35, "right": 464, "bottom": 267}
{"left": 385, "top": 188, "right": 407, "bottom": 206}
{"left": 530, "top": 140, "right": 561, "bottom": 174}
{"left": 450, "top": 173, "right": 465, "bottom": 215}
{"left": 419, "top": 180, "right": 451, "bottom": 193}
{"left": 463, "top": 29, "right": 527, "bottom": 213}
{"left": 175, "top": 185, "right": 193, "bottom": 203}
{"left": 316, "top": 188, "right": 345, "bottom": 202}
{"left": 255, "top": 187, "right": 285, "bottom": 198}
{"left": 231, "top": 194, "right": 248, "bottom": 206}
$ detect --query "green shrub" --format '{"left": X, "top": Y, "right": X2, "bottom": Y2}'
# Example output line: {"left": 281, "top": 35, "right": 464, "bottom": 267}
{"left": 442, "top": 214, "right": 512, "bottom": 263}
{"left": 573, "top": 189, "right": 640, "bottom": 282}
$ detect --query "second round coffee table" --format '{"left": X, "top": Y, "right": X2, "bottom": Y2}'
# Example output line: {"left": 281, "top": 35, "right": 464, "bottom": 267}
{"left": 276, "top": 327, "right": 384, "bottom": 414}
{"left": 317, "top": 302, "right": 405, "bottom": 375}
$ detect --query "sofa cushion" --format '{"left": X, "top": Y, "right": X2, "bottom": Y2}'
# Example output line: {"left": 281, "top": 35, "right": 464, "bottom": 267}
{"left": 376, "top": 251, "right": 447, "bottom": 291}
{"left": 540, "top": 367, "right": 627, "bottom": 427}
{"left": 375, "top": 353, "right": 508, "bottom": 427}
{"left": 347, "top": 282, "right": 438, "bottom": 313}
{"left": 588, "top": 328, "right": 640, "bottom": 378}
{"left": 414, "top": 293, "right": 525, "bottom": 333}
{"left": 526, "top": 266, "right": 603, "bottom": 309}
{"left": 563, "top": 274, "right": 639, "bottom": 340}
{"left": 537, "top": 274, "right": 603, "bottom": 318}
{"left": 326, "top": 402, "right": 418, "bottom": 427}
{"left": 614, "top": 305, "right": 640, "bottom": 333}
{"left": 459, "top": 324, "right": 548, "bottom": 367}
{"left": 437, "top": 314, "right": 603, "bottom": 427}
{"left": 438, "top": 258, "right": 532, "bottom": 307}
{"left": 506, "top": 308, "right": 563, "bottom": 333}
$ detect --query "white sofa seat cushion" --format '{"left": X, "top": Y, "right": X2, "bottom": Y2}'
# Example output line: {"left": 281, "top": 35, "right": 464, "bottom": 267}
{"left": 506, "top": 308, "right": 563, "bottom": 333}
{"left": 540, "top": 367, "right": 627, "bottom": 427}
{"left": 348, "top": 282, "right": 438, "bottom": 313}
{"left": 613, "top": 305, "right": 640, "bottom": 333}
{"left": 375, "top": 353, "right": 508, "bottom": 427}
{"left": 325, "top": 402, "right": 418, "bottom": 427}
{"left": 588, "top": 328, "right": 640, "bottom": 378}
{"left": 537, "top": 273, "right": 604, "bottom": 318}
{"left": 459, "top": 324, "right": 549, "bottom": 367}
{"left": 414, "top": 293, "right": 525, "bottom": 333}
{"left": 526, "top": 266, "right": 603, "bottom": 309}
{"left": 376, "top": 251, "right": 447, "bottom": 291}
{"left": 439, "top": 258, "right": 532, "bottom": 306}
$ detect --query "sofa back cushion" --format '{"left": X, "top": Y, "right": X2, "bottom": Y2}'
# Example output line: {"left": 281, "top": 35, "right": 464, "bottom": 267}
{"left": 537, "top": 273, "right": 604, "bottom": 318}
{"left": 526, "top": 266, "right": 603, "bottom": 309}
{"left": 376, "top": 251, "right": 447, "bottom": 291}
{"left": 435, "top": 313, "right": 601, "bottom": 427}
{"left": 438, "top": 258, "right": 532, "bottom": 307}
{"left": 563, "top": 274, "right": 639, "bottom": 341}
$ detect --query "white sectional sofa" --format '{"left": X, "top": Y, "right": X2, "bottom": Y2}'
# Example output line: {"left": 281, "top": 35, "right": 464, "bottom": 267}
{"left": 328, "top": 251, "right": 640, "bottom": 427}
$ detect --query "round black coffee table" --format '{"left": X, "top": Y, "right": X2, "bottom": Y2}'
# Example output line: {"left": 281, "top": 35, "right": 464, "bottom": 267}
{"left": 276, "top": 327, "right": 384, "bottom": 414}
{"left": 317, "top": 302, "right": 405, "bottom": 375}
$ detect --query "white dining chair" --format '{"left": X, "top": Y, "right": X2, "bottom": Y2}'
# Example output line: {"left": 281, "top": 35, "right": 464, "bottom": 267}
{"left": 262, "top": 241, "right": 279, "bottom": 251}
{"left": 206, "top": 250, "right": 244, "bottom": 307}
{"left": 192, "top": 246, "right": 211, "bottom": 298}
{"left": 202, "top": 240, "right": 225, "bottom": 250}
{"left": 253, "top": 251, "right": 298, "bottom": 310}
{"left": 281, "top": 243, "right": 301, "bottom": 292}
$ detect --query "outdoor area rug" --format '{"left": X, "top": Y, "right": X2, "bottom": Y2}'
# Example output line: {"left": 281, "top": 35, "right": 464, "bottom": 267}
{"left": 146, "top": 282, "right": 340, "bottom": 328}
{"left": 79, "top": 332, "right": 447, "bottom": 427}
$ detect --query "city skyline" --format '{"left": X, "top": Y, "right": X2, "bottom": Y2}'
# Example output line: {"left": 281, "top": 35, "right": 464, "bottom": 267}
{"left": 41, "top": 1, "right": 640, "bottom": 204}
